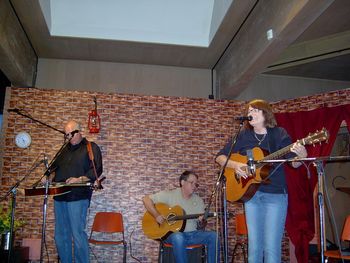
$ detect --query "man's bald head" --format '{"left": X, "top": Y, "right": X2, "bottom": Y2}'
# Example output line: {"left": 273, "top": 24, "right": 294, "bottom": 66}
{"left": 65, "top": 120, "right": 81, "bottom": 132}
{"left": 64, "top": 120, "right": 82, "bottom": 145}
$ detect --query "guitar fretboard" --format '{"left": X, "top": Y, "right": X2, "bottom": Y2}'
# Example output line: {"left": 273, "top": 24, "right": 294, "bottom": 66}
{"left": 259, "top": 128, "right": 328, "bottom": 164}
{"left": 171, "top": 212, "right": 215, "bottom": 221}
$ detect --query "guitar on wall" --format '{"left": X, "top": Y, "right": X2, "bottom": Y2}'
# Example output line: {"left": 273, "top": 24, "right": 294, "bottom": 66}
{"left": 225, "top": 128, "right": 329, "bottom": 203}
{"left": 142, "top": 203, "right": 216, "bottom": 240}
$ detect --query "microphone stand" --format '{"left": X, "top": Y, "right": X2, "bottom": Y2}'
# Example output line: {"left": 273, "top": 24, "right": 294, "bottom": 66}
{"left": 0, "top": 157, "right": 44, "bottom": 263}
{"left": 7, "top": 108, "right": 65, "bottom": 135}
{"left": 35, "top": 140, "right": 70, "bottom": 263}
{"left": 203, "top": 119, "right": 245, "bottom": 263}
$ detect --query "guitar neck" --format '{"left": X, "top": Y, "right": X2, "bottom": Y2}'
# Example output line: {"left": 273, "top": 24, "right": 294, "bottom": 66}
{"left": 172, "top": 212, "right": 215, "bottom": 221}
{"left": 261, "top": 137, "right": 310, "bottom": 161}
{"left": 262, "top": 144, "right": 294, "bottom": 161}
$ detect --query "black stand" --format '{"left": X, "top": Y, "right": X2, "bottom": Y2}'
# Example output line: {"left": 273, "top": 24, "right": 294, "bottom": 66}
{"left": 203, "top": 120, "right": 245, "bottom": 263}
{"left": 34, "top": 141, "right": 70, "bottom": 263}
{"left": 0, "top": 157, "right": 44, "bottom": 263}
{"left": 7, "top": 108, "right": 65, "bottom": 135}
{"left": 314, "top": 161, "right": 325, "bottom": 263}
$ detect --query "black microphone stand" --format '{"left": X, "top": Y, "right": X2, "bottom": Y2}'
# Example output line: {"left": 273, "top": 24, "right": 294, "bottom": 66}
{"left": 7, "top": 108, "right": 65, "bottom": 135}
{"left": 0, "top": 156, "right": 44, "bottom": 263}
{"left": 203, "top": 119, "right": 245, "bottom": 263}
{"left": 34, "top": 140, "right": 70, "bottom": 263}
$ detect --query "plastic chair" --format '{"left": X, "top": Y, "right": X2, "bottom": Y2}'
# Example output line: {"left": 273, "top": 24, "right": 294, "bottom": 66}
{"left": 324, "top": 215, "right": 350, "bottom": 262}
{"left": 88, "top": 212, "right": 127, "bottom": 263}
{"left": 231, "top": 213, "right": 248, "bottom": 263}
{"left": 159, "top": 241, "right": 206, "bottom": 263}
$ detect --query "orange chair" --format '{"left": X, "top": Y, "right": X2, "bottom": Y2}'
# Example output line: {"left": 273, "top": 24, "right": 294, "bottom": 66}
{"left": 159, "top": 242, "right": 206, "bottom": 263}
{"left": 324, "top": 215, "right": 350, "bottom": 262}
{"left": 231, "top": 213, "right": 248, "bottom": 263}
{"left": 88, "top": 212, "right": 127, "bottom": 263}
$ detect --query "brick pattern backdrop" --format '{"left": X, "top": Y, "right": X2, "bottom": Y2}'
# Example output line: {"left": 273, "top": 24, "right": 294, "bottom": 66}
{"left": 0, "top": 87, "right": 349, "bottom": 262}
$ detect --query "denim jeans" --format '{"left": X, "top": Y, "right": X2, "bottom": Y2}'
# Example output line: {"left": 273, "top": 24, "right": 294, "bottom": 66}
{"left": 54, "top": 199, "right": 90, "bottom": 263}
{"left": 165, "top": 230, "right": 219, "bottom": 263}
{"left": 244, "top": 191, "right": 288, "bottom": 263}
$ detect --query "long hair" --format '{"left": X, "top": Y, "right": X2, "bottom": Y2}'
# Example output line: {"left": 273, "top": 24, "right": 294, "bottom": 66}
{"left": 244, "top": 99, "right": 277, "bottom": 129}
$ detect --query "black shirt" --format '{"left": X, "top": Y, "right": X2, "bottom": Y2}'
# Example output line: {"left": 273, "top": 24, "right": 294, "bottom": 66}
{"left": 53, "top": 138, "right": 103, "bottom": 201}
{"left": 217, "top": 127, "right": 294, "bottom": 194}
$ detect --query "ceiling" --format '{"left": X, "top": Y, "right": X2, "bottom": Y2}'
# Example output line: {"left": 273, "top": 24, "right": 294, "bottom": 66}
{"left": 39, "top": 0, "right": 228, "bottom": 47}
{"left": 8, "top": 0, "right": 350, "bottom": 81}
{"left": 266, "top": 0, "right": 350, "bottom": 81}
{"left": 10, "top": 0, "right": 247, "bottom": 69}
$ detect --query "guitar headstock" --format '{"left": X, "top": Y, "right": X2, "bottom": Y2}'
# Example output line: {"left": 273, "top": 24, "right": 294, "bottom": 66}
{"left": 301, "top": 127, "right": 329, "bottom": 146}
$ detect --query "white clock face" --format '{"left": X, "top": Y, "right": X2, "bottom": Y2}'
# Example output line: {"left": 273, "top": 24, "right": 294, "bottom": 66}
{"left": 15, "top": 132, "right": 32, "bottom": 148}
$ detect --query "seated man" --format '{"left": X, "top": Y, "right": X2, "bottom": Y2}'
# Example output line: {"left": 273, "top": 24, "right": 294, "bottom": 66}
{"left": 143, "top": 170, "right": 219, "bottom": 263}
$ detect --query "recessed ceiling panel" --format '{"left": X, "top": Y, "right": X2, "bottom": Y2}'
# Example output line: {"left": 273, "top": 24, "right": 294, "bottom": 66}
{"left": 38, "top": 0, "right": 232, "bottom": 47}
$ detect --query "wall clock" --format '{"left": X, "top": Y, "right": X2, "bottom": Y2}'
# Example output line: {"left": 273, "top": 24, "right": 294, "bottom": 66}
{"left": 15, "top": 131, "right": 32, "bottom": 148}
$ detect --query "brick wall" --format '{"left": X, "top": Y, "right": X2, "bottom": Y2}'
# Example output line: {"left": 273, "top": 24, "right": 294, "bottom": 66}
{"left": 1, "top": 87, "right": 349, "bottom": 262}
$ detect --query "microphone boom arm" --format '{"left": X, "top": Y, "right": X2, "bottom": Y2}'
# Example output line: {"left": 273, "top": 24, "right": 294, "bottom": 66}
{"left": 7, "top": 108, "right": 65, "bottom": 135}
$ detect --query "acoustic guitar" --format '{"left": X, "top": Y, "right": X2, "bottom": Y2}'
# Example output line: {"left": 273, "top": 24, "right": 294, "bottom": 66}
{"left": 142, "top": 203, "right": 216, "bottom": 240}
{"left": 24, "top": 182, "right": 92, "bottom": 196}
{"left": 225, "top": 128, "right": 329, "bottom": 202}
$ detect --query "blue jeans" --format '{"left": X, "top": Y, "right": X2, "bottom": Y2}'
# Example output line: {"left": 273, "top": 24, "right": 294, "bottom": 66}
{"left": 54, "top": 199, "right": 90, "bottom": 263}
{"left": 244, "top": 191, "right": 288, "bottom": 263}
{"left": 165, "top": 230, "right": 219, "bottom": 263}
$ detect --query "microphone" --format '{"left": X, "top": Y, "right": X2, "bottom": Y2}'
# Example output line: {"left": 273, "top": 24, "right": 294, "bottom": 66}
{"left": 7, "top": 108, "right": 20, "bottom": 113}
{"left": 64, "top": 130, "right": 79, "bottom": 140}
{"left": 234, "top": 116, "right": 253, "bottom": 121}
{"left": 246, "top": 149, "right": 256, "bottom": 175}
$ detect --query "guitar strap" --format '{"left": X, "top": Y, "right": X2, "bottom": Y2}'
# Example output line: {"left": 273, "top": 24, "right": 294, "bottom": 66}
{"left": 86, "top": 140, "right": 102, "bottom": 189}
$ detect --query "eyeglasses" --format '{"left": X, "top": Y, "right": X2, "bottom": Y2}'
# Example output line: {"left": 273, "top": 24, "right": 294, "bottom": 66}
{"left": 248, "top": 108, "right": 261, "bottom": 114}
{"left": 186, "top": 180, "right": 199, "bottom": 188}
{"left": 65, "top": 130, "right": 79, "bottom": 140}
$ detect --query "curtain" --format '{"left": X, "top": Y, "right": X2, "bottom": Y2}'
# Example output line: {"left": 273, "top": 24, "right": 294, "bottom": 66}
{"left": 275, "top": 104, "right": 350, "bottom": 263}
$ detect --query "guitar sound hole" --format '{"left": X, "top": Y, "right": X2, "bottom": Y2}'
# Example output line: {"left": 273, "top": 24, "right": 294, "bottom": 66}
{"left": 167, "top": 213, "right": 177, "bottom": 225}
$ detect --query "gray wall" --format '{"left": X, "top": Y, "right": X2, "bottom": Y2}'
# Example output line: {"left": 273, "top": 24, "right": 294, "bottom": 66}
{"left": 35, "top": 58, "right": 212, "bottom": 98}
{"left": 232, "top": 73, "right": 350, "bottom": 102}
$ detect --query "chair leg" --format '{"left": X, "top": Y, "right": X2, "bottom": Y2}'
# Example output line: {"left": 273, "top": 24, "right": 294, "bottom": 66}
{"left": 201, "top": 245, "right": 207, "bottom": 263}
{"left": 158, "top": 242, "right": 164, "bottom": 263}
{"left": 242, "top": 243, "right": 247, "bottom": 263}
{"left": 123, "top": 242, "right": 127, "bottom": 263}
{"left": 89, "top": 245, "right": 99, "bottom": 263}
{"left": 231, "top": 244, "right": 238, "bottom": 263}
